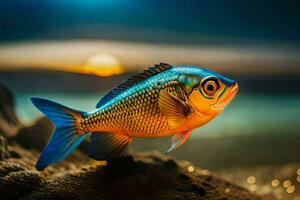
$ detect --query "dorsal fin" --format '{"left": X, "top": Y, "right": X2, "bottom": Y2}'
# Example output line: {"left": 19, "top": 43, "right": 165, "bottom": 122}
{"left": 96, "top": 62, "right": 173, "bottom": 108}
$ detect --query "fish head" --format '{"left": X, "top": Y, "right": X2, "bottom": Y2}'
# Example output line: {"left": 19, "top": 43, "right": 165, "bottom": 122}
{"left": 178, "top": 67, "right": 238, "bottom": 117}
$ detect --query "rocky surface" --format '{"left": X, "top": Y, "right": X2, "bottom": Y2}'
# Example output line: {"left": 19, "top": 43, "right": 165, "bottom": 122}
{"left": 0, "top": 84, "right": 21, "bottom": 138}
{"left": 0, "top": 135, "right": 264, "bottom": 200}
{"left": 0, "top": 83, "right": 270, "bottom": 200}
{"left": 13, "top": 117, "right": 53, "bottom": 151}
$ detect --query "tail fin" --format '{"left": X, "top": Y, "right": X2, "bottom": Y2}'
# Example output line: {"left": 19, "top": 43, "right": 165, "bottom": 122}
{"left": 31, "top": 97, "right": 88, "bottom": 170}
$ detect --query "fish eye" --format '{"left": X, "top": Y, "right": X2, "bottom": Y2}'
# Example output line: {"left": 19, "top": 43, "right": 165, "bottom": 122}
{"left": 200, "top": 78, "right": 219, "bottom": 98}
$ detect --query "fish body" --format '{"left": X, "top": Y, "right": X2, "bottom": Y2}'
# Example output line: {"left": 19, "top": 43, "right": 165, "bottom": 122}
{"left": 82, "top": 67, "right": 182, "bottom": 138}
{"left": 31, "top": 63, "right": 238, "bottom": 170}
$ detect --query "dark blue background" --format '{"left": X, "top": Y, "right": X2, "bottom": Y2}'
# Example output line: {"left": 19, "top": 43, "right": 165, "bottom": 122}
{"left": 0, "top": 0, "right": 299, "bottom": 43}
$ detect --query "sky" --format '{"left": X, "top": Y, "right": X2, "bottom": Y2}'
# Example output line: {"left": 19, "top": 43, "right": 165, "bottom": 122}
{"left": 0, "top": 40, "right": 299, "bottom": 76}
{"left": 0, "top": 0, "right": 299, "bottom": 44}
{"left": 0, "top": 0, "right": 299, "bottom": 75}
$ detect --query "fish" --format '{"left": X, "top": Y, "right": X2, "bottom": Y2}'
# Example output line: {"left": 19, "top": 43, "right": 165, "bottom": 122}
{"left": 31, "top": 63, "right": 238, "bottom": 170}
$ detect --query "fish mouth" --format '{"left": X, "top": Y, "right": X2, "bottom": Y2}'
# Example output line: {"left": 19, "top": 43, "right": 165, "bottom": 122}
{"left": 213, "top": 82, "right": 238, "bottom": 109}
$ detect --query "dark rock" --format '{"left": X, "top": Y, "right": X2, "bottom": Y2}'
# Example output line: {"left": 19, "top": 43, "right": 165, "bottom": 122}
{"left": 14, "top": 117, "right": 54, "bottom": 151}
{"left": 22, "top": 152, "right": 262, "bottom": 200}
{"left": 0, "top": 170, "right": 44, "bottom": 199}
{"left": 0, "top": 136, "right": 10, "bottom": 160}
{"left": 0, "top": 137, "right": 266, "bottom": 200}
{"left": 0, "top": 83, "right": 21, "bottom": 138}
{"left": 0, "top": 159, "right": 33, "bottom": 177}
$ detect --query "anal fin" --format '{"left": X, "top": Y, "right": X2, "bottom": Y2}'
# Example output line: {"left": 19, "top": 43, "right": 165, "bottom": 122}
{"left": 88, "top": 132, "right": 132, "bottom": 160}
{"left": 165, "top": 131, "right": 191, "bottom": 154}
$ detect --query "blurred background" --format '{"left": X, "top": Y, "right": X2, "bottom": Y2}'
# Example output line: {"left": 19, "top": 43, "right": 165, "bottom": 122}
{"left": 0, "top": 0, "right": 299, "bottom": 199}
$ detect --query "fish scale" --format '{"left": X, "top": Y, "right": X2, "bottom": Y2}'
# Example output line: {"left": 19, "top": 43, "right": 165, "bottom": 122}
{"left": 81, "top": 79, "right": 181, "bottom": 137}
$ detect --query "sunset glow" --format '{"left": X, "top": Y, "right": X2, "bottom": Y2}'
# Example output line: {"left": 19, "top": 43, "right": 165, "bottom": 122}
{"left": 0, "top": 40, "right": 298, "bottom": 76}
{"left": 82, "top": 53, "right": 124, "bottom": 76}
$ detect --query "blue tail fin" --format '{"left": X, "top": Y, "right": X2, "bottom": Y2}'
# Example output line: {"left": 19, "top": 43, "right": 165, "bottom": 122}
{"left": 31, "top": 97, "right": 88, "bottom": 170}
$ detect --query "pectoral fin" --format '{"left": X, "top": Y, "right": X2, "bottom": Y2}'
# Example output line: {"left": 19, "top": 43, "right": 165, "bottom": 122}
{"left": 165, "top": 131, "right": 191, "bottom": 154}
{"left": 158, "top": 90, "right": 191, "bottom": 128}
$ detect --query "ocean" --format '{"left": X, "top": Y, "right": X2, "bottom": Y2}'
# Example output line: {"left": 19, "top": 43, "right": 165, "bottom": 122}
{"left": 15, "top": 92, "right": 300, "bottom": 138}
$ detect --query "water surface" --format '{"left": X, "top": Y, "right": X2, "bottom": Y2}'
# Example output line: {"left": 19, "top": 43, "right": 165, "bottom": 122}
{"left": 15, "top": 92, "right": 300, "bottom": 138}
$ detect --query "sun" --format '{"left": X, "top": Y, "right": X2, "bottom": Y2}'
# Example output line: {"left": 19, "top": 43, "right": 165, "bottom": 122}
{"left": 83, "top": 54, "right": 124, "bottom": 77}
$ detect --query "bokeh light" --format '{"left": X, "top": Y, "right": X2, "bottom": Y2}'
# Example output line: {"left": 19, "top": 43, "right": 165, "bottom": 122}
{"left": 271, "top": 179, "right": 280, "bottom": 187}
{"left": 287, "top": 185, "right": 296, "bottom": 194}
{"left": 247, "top": 176, "right": 256, "bottom": 184}
{"left": 283, "top": 180, "right": 292, "bottom": 188}
{"left": 187, "top": 165, "right": 194, "bottom": 172}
